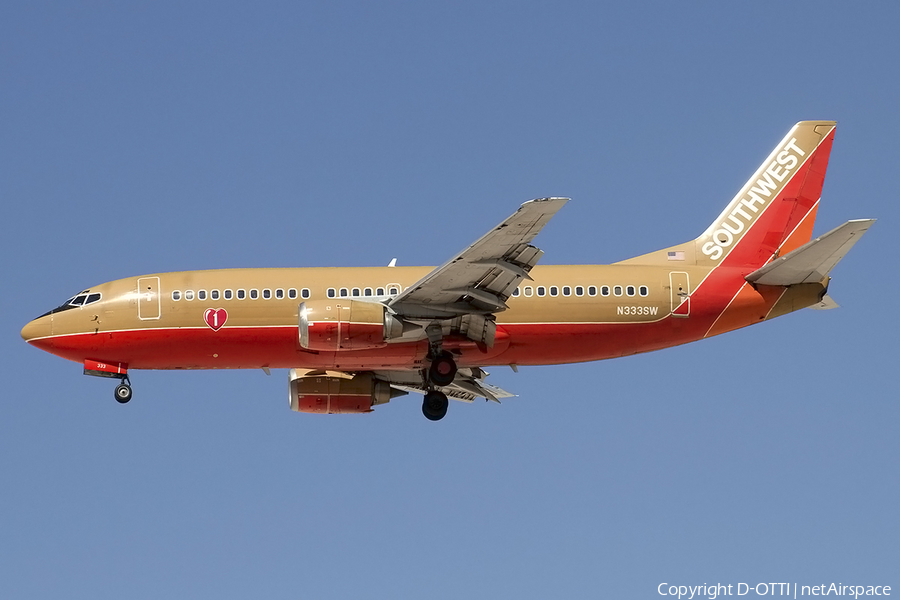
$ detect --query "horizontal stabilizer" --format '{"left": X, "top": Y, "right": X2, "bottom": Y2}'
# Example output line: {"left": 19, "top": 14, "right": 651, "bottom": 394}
{"left": 746, "top": 219, "right": 875, "bottom": 286}
{"left": 810, "top": 294, "right": 839, "bottom": 310}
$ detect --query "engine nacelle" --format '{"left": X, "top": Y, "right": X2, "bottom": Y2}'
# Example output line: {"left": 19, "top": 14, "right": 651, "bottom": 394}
{"left": 288, "top": 370, "right": 406, "bottom": 414}
{"left": 299, "top": 300, "right": 389, "bottom": 351}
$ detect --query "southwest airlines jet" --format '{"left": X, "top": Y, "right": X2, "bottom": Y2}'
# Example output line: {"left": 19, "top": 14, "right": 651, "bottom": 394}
{"left": 21, "top": 121, "right": 873, "bottom": 420}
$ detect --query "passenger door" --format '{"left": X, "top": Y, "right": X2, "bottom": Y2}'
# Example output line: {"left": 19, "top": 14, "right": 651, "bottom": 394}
{"left": 137, "top": 277, "right": 161, "bottom": 320}
{"left": 669, "top": 272, "right": 690, "bottom": 317}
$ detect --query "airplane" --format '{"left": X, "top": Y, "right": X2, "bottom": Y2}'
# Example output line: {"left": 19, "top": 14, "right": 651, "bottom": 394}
{"left": 21, "top": 121, "right": 874, "bottom": 421}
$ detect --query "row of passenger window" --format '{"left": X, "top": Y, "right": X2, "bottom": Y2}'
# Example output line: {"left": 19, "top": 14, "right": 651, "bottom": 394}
{"left": 172, "top": 283, "right": 649, "bottom": 302}
{"left": 326, "top": 286, "right": 400, "bottom": 298}
{"left": 512, "top": 284, "right": 649, "bottom": 298}
{"left": 173, "top": 285, "right": 403, "bottom": 302}
{"left": 172, "top": 288, "right": 311, "bottom": 301}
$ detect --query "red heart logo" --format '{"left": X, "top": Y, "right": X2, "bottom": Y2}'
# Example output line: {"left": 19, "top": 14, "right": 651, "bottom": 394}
{"left": 204, "top": 308, "right": 228, "bottom": 331}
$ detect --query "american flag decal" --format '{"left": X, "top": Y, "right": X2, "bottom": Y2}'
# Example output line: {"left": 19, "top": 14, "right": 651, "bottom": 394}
{"left": 667, "top": 251, "right": 685, "bottom": 261}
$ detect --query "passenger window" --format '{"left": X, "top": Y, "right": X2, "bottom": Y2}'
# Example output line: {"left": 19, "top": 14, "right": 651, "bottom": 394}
{"left": 523, "top": 286, "right": 533, "bottom": 297}
{"left": 224, "top": 289, "right": 233, "bottom": 300}
{"left": 626, "top": 285, "right": 635, "bottom": 297}
{"left": 537, "top": 286, "right": 546, "bottom": 297}
{"left": 575, "top": 286, "right": 584, "bottom": 296}
{"left": 376, "top": 287, "right": 385, "bottom": 296}
{"left": 327, "top": 288, "right": 336, "bottom": 298}
{"left": 352, "top": 288, "right": 360, "bottom": 297}
{"left": 211, "top": 290, "right": 220, "bottom": 300}
{"left": 512, "top": 288, "right": 520, "bottom": 297}
{"left": 600, "top": 286, "right": 609, "bottom": 297}
{"left": 589, "top": 286, "right": 598, "bottom": 296}
{"left": 288, "top": 288, "right": 298, "bottom": 299}
{"left": 614, "top": 285, "right": 623, "bottom": 296}
{"left": 250, "top": 289, "right": 259, "bottom": 300}
{"left": 198, "top": 290, "right": 207, "bottom": 300}
{"left": 639, "top": 285, "right": 649, "bottom": 297}
{"left": 262, "top": 289, "right": 271, "bottom": 299}
{"left": 364, "top": 288, "right": 373, "bottom": 297}
{"left": 339, "top": 288, "right": 349, "bottom": 297}
{"left": 173, "top": 291, "right": 181, "bottom": 301}
{"left": 549, "top": 286, "right": 558, "bottom": 297}
{"left": 237, "top": 289, "right": 246, "bottom": 300}
{"left": 275, "top": 289, "right": 284, "bottom": 299}
{"left": 301, "top": 289, "right": 310, "bottom": 299}
{"left": 562, "top": 286, "right": 571, "bottom": 296}
{"left": 185, "top": 290, "right": 194, "bottom": 301}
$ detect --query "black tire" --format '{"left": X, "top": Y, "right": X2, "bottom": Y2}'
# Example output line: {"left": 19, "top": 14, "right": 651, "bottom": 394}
{"left": 428, "top": 351, "right": 457, "bottom": 386}
{"left": 422, "top": 391, "right": 449, "bottom": 421}
{"left": 114, "top": 383, "right": 132, "bottom": 404}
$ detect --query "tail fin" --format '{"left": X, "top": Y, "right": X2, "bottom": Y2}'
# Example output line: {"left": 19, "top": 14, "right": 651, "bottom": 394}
{"left": 616, "top": 121, "right": 837, "bottom": 269}
{"left": 696, "top": 121, "right": 836, "bottom": 269}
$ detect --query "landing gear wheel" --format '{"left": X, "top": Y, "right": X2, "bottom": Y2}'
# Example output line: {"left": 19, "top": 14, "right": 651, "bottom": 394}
{"left": 114, "top": 383, "right": 132, "bottom": 404}
{"left": 422, "top": 390, "right": 449, "bottom": 421}
{"left": 428, "top": 351, "right": 457, "bottom": 386}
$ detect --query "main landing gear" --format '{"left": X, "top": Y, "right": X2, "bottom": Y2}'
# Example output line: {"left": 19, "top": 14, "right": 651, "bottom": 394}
{"left": 422, "top": 390, "right": 449, "bottom": 421}
{"left": 421, "top": 329, "right": 458, "bottom": 420}
{"left": 114, "top": 377, "right": 133, "bottom": 404}
{"left": 428, "top": 350, "right": 458, "bottom": 386}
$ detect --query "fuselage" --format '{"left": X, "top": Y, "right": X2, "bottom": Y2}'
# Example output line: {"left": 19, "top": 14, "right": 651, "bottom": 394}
{"left": 17, "top": 121, "right": 865, "bottom": 420}
{"left": 20, "top": 263, "right": 824, "bottom": 373}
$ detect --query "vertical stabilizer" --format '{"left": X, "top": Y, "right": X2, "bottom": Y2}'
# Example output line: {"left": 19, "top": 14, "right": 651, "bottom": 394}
{"left": 695, "top": 121, "right": 836, "bottom": 269}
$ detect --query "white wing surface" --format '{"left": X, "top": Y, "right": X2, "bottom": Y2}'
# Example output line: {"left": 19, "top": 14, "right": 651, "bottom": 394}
{"left": 388, "top": 197, "right": 568, "bottom": 320}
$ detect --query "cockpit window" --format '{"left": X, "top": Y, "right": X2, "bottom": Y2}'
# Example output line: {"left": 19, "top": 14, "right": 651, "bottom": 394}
{"left": 38, "top": 289, "right": 102, "bottom": 318}
{"left": 67, "top": 290, "right": 101, "bottom": 307}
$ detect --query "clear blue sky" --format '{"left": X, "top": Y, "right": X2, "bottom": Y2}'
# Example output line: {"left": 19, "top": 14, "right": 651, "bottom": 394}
{"left": 2, "top": 3, "right": 897, "bottom": 598}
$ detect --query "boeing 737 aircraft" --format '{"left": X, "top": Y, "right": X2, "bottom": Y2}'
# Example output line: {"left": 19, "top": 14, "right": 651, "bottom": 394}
{"left": 21, "top": 121, "right": 873, "bottom": 420}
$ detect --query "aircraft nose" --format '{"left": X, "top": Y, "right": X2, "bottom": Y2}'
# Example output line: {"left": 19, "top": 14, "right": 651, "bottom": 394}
{"left": 21, "top": 315, "right": 51, "bottom": 343}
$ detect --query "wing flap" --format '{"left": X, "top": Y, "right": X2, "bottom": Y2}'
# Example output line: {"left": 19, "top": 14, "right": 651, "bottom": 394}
{"left": 746, "top": 219, "right": 875, "bottom": 286}
{"left": 374, "top": 368, "right": 515, "bottom": 403}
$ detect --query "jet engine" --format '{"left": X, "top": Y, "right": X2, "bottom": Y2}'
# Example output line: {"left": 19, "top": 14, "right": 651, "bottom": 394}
{"left": 289, "top": 370, "right": 407, "bottom": 414}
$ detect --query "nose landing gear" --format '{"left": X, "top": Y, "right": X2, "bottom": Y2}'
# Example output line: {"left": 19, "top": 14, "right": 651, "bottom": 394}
{"left": 82, "top": 361, "right": 133, "bottom": 405}
{"left": 114, "top": 377, "right": 133, "bottom": 404}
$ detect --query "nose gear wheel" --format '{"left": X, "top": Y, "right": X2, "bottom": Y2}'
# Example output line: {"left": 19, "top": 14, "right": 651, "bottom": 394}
{"left": 114, "top": 381, "right": 132, "bottom": 404}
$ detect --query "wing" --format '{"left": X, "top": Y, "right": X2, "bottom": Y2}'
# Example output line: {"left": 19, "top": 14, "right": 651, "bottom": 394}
{"left": 388, "top": 197, "right": 568, "bottom": 321}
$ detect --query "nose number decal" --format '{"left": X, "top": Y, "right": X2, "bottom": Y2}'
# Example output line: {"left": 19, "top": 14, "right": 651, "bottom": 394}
{"left": 204, "top": 308, "right": 228, "bottom": 331}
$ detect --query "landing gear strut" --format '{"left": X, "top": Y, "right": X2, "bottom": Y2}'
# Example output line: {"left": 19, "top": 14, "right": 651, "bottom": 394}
{"left": 421, "top": 324, "right": 456, "bottom": 421}
{"left": 422, "top": 390, "right": 449, "bottom": 421}
{"left": 114, "top": 377, "right": 132, "bottom": 404}
{"left": 422, "top": 353, "right": 454, "bottom": 420}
